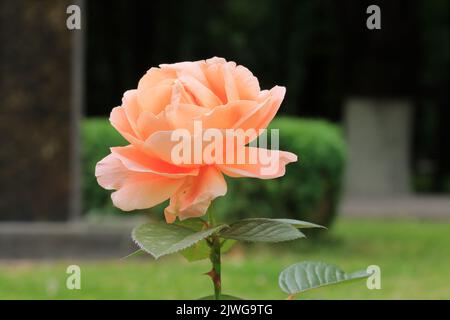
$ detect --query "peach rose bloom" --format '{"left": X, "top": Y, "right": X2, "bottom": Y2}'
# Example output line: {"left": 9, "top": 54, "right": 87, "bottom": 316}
{"left": 96, "top": 57, "right": 297, "bottom": 223}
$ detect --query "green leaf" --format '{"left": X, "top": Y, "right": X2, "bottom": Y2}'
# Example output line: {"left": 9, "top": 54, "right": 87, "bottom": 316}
{"left": 121, "top": 249, "right": 145, "bottom": 260}
{"left": 219, "top": 218, "right": 305, "bottom": 242}
{"left": 180, "top": 238, "right": 237, "bottom": 262}
{"left": 180, "top": 239, "right": 210, "bottom": 262}
{"left": 175, "top": 218, "right": 207, "bottom": 231}
{"left": 221, "top": 239, "right": 237, "bottom": 253}
{"left": 272, "top": 218, "right": 325, "bottom": 229}
{"left": 198, "top": 294, "right": 243, "bottom": 300}
{"left": 278, "top": 261, "right": 372, "bottom": 295}
{"left": 132, "top": 222, "right": 227, "bottom": 259}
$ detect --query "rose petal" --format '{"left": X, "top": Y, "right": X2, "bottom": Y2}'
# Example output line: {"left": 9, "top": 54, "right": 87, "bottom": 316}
{"left": 111, "top": 176, "right": 183, "bottom": 212}
{"left": 136, "top": 111, "right": 172, "bottom": 141}
{"left": 164, "top": 166, "right": 227, "bottom": 222}
{"left": 144, "top": 130, "right": 205, "bottom": 167}
{"left": 218, "top": 147, "right": 297, "bottom": 179}
{"left": 179, "top": 74, "right": 222, "bottom": 108}
{"left": 109, "top": 106, "right": 141, "bottom": 145}
{"left": 223, "top": 62, "right": 240, "bottom": 101}
{"left": 111, "top": 145, "right": 199, "bottom": 177}
{"left": 203, "top": 58, "right": 227, "bottom": 103}
{"left": 234, "top": 86, "right": 286, "bottom": 133}
{"left": 201, "top": 100, "right": 259, "bottom": 130}
{"left": 96, "top": 154, "right": 129, "bottom": 190}
{"left": 234, "top": 65, "right": 261, "bottom": 100}
{"left": 171, "top": 79, "right": 196, "bottom": 105}
{"left": 160, "top": 61, "right": 209, "bottom": 87}
{"left": 95, "top": 153, "right": 184, "bottom": 211}
{"left": 163, "top": 103, "right": 209, "bottom": 131}
{"left": 137, "top": 84, "right": 173, "bottom": 115}
{"left": 138, "top": 67, "right": 175, "bottom": 89}
{"left": 121, "top": 90, "right": 141, "bottom": 136}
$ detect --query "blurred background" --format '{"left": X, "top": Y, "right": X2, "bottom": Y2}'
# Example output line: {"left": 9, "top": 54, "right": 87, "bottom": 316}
{"left": 0, "top": 0, "right": 449, "bottom": 299}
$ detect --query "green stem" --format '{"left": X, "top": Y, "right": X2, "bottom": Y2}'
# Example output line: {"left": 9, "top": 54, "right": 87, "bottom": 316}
{"left": 207, "top": 205, "right": 221, "bottom": 300}
{"left": 209, "top": 235, "right": 221, "bottom": 299}
{"left": 207, "top": 208, "right": 216, "bottom": 226}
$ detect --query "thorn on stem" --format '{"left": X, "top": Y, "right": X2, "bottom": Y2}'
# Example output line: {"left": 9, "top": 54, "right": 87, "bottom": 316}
{"left": 204, "top": 269, "right": 215, "bottom": 278}
{"left": 204, "top": 269, "right": 221, "bottom": 287}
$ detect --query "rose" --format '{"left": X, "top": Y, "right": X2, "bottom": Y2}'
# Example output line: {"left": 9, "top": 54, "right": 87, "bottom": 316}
{"left": 95, "top": 57, "right": 297, "bottom": 223}
{"left": 94, "top": 58, "right": 368, "bottom": 302}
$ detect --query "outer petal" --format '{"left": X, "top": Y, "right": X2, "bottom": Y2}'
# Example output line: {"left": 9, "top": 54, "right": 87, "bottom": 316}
{"left": 95, "top": 154, "right": 184, "bottom": 211}
{"left": 233, "top": 65, "right": 260, "bottom": 100}
{"left": 234, "top": 86, "right": 286, "bottom": 133}
{"left": 164, "top": 166, "right": 227, "bottom": 222}
{"left": 111, "top": 176, "right": 182, "bottom": 212}
{"left": 96, "top": 154, "right": 129, "bottom": 190}
{"left": 111, "top": 145, "right": 199, "bottom": 177}
{"left": 110, "top": 89, "right": 174, "bottom": 145}
{"left": 218, "top": 147, "right": 298, "bottom": 179}
{"left": 109, "top": 106, "right": 142, "bottom": 145}
{"left": 121, "top": 90, "right": 141, "bottom": 136}
{"left": 144, "top": 128, "right": 226, "bottom": 167}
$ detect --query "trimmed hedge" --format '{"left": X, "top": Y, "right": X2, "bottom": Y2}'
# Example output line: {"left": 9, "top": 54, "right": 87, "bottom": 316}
{"left": 82, "top": 117, "right": 346, "bottom": 226}
{"left": 82, "top": 118, "right": 126, "bottom": 215}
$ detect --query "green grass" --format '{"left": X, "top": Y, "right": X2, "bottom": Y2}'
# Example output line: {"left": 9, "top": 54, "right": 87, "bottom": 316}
{"left": 1, "top": 218, "right": 449, "bottom": 299}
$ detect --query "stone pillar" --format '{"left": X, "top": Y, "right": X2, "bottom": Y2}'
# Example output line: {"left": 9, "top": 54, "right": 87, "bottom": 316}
{"left": 338, "top": 1, "right": 419, "bottom": 201}
{"left": 0, "top": 0, "right": 81, "bottom": 221}
{"left": 344, "top": 98, "right": 412, "bottom": 198}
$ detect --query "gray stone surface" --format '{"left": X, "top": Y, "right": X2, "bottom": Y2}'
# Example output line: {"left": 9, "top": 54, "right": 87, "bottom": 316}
{"left": 344, "top": 98, "right": 412, "bottom": 197}
{"left": 0, "top": 220, "right": 140, "bottom": 259}
{"left": 341, "top": 196, "right": 450, "bottom": 219}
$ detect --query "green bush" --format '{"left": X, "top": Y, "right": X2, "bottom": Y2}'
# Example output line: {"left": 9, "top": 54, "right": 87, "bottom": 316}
{"left": 82, "top": 116, "right": 346, "bottom": 226}
{"left": 82, "top": 118, "right": 126, "bottom": 215}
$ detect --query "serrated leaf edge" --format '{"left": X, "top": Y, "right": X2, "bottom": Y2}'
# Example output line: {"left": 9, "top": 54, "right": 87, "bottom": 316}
{"left": 272, "top": 218, "right": 327, "bottom": 229}
{"left": 132, "top": 223, "right": 227, "bottom": 259}
{"left": 121, "top": 249, "right": 145, "bottom": 260}
{"left": 219, "top": 220, "right": 305, "bottom": 243}
{"left": 278, "top": 261, "right": 372, "bottom": 294}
